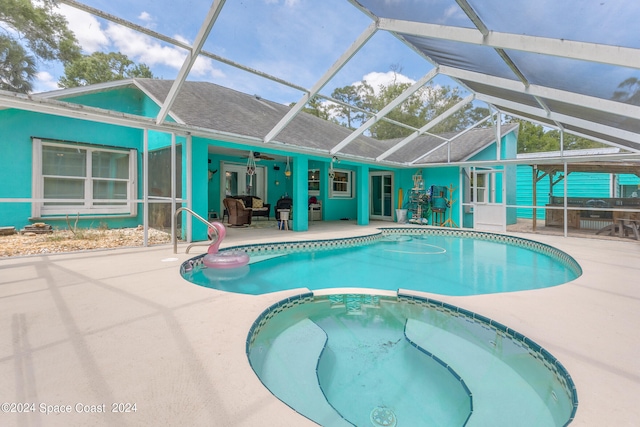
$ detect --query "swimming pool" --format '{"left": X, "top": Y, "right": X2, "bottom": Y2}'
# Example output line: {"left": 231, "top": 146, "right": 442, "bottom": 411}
{"left": 247, "top": 292, "right": 578, "bottom": 426}
{"left": 182, "top": 229, "right": 581, "bottom": 296}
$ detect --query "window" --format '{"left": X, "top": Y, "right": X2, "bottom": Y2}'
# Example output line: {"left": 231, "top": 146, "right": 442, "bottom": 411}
{"left": 33, "top": 139, "right": 137, "bottom": 217}
{"left": 330, "top": 169, "right": 353, "bottom": 198}
{"left": 471, "top": 173, "right": 487, "bottom": 203}
{"left": 308, "top": 169, "right": 320, "bottom": 195}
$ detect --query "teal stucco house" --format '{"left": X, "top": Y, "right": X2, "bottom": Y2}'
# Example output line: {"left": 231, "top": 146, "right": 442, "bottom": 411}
{"left": 1, "top": 79, "right": 519, "bottom": 240}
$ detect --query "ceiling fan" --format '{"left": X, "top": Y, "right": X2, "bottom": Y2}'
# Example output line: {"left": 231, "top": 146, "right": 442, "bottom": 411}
{"left": 243, "top": 151, "right": 275, "bottom": 161}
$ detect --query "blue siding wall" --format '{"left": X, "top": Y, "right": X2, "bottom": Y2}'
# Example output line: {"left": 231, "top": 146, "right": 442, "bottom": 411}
{"left": 62, "top": 87, "right": 147, "bottom": 115}
{"left": 0, "top": 108, "right": 144, "bottom": 230}
{"left": 619, "top": 174, "right": 640, "bottom": 186}
{"left": 0, "top": 87, "right": 192, "bottom": 232}
{"left": 516, "top": 166, "right": 612, "bottom": 219}
{"left": 0, "top": 86, "right": 519, "bottom": 234}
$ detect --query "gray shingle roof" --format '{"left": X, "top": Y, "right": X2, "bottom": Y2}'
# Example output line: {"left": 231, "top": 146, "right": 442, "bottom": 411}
{"left": 126, "top": 79, "right": 516, "bottom": 164}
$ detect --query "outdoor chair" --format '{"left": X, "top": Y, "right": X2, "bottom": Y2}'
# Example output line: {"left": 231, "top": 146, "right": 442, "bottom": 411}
{"left": 223, "top": 198, "right": 252, "bottom": 227}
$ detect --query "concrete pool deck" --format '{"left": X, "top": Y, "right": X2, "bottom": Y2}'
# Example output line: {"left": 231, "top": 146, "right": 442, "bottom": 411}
{"left": 0, "top": 221, "right": 638, "bottom": 426}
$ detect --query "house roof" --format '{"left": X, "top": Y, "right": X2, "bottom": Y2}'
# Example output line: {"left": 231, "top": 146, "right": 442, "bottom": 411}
{"left": 518, "top": 148, "right": 640, "bottom": 177}
{"left": 134, "top": 78, "right": 514, "bottom": 165}
{"left": 535, "top": 162, "right": 640, "bottom": 178}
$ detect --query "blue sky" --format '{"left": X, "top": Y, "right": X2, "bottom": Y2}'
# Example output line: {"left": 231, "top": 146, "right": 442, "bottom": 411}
{"left": 35, "top": 0, "right": 442, "bottom": 104}
{"left": 27, "top": 0, "right": 640, "bottom": 108}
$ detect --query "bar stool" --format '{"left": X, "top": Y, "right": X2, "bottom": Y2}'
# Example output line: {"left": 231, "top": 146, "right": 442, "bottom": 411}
{"left": 432, "top": 209, "right": 445, "bottom": 226}
{"left": 279, "top": 210, "right": 290, "bottom": 231}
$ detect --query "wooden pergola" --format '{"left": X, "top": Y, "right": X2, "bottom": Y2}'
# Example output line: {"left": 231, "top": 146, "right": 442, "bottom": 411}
{"left": 531, "top": 162, "right": 640, "bottom": 231}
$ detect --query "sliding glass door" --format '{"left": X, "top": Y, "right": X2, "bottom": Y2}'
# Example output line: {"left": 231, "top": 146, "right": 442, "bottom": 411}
{"left": 370, "top": 172, "right": 393, "bottom": 220}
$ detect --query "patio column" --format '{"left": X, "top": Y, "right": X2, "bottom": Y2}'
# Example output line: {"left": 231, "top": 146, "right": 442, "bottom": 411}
{"left": 190, "top": 136, "right": 209, "bottom": 241}
{"left": 292, "top": 155, "right": 309, "bottom": 231}
{"left": 357, "top": 164, "right": 369, "bottom": 225}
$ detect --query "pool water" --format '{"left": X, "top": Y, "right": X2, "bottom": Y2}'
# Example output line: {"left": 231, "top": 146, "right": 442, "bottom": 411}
{"left": 247, "top": 293, "right": 578, "bottom": 427}
{"left": 184, "top": 232, "right": 580, "bottom": 296}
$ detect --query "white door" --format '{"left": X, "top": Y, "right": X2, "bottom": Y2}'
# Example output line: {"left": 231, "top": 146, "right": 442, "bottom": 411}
{"left": 472, "top": 168, "right": 506, "bottom": 232}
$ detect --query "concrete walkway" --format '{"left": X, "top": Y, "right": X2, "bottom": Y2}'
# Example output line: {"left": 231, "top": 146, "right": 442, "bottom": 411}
{"left": 0, "top": 221, "right": 638, "bottom": 426}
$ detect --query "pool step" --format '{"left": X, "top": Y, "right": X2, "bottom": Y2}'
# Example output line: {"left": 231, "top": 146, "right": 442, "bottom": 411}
{"left": 259, "top": 319, "right": 352, "bottom": 427}
{"left": 405, "top": 319, "right": 555, "bottom": 427}
{"left": 247, "top": 253, "right": 288, "bottom": 265}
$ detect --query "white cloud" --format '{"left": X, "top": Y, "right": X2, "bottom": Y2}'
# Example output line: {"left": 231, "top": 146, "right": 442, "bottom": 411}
{"left": 174, "top": 34, "right": 190, "bottom": 45}
{"left": 137, "top": 11, "right": 156, "bottom": 30}
{"left": 59, "top": 4, "right": 109, "bottom": 53}
{"left": 58, "top": 5, "right": 224, "bottom": 80}
{"left": 105, "top": 24, "right": 184, "bottom": 68}
{"left": 105, "top": 24, "right": 225, "bottom": 79}
{"left": 360, "top": 71, "right": 415, "bottom": 94}
{"left": 33, "top": 71, "right": 59, "bottom": 92}
{"left": 138, "top": 11, "right": 152, "bottom": 22}
{"left": 191, "top": 57, "right": 226, "bottom": 79}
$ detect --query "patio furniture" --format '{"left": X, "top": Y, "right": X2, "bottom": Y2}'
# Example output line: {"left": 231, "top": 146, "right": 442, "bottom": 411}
{"left": 275, "top": 197, "right": 293, "bottom": 221}
{"left": 279, "top": 209, "right": 290, "bottom": 230}
{"left": 618, "top": 219, "right": 640, "bottom": 240}
{"left": 596, "top": 211, "right": 640, "bottom": 240}
{"left": 232, "top": 195, "right": 271, "bottom": 220}
{"left": 308, "top": 197, "right": 322, "bottom": 221}
{"left": 223, "top": 198, "right": 252, "bottom": 227}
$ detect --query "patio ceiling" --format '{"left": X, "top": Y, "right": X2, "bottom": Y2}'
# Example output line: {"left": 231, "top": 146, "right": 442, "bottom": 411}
{"left": 3, "top": 0, "right": 640, "bottom": 165}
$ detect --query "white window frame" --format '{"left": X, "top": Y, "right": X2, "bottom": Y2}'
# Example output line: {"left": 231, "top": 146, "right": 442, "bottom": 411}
{"left": 308, "top": 168, "right": 320, "bottom": 195}
{"left": 32, "top": 138, "right": 137, "bottom": 217}
{"left": 330, "top": 168, "right": 354, "bottom": 198}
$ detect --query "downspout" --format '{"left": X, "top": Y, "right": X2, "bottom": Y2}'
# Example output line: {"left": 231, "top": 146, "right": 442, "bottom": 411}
{"left": 143, "top": 129, "right": 149, "bottom": 247}
{"left": 532, "top": 165, "right": 537, "bottom": 232}
{"left": 186, "top": 133, "right": 193, "bottom": 241}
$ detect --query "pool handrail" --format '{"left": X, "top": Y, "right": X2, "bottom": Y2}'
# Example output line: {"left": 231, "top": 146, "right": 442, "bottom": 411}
{"left": 173, "top": 207, "right": 219, "bottom": 254}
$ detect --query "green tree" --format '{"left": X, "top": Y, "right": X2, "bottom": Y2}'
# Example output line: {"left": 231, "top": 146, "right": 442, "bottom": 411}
{"left": 299, "top": 95, "right": 331, "bottom": 120}
{"left": 515, "top": 120, "right": 559, "bottom": 153}
{"left": 546, "top": 129, "right": 607, "bottom": 151}
{"left": 0, "top": 34, "right": 36, "bottom": 92}
{"left": 304, "top": 68, "right": 490, "bottom": 139}
{"left": 59, "top": 52, "right": 154, "bottom": 88}
{"left": 367, "top": 80, "right": 424, "bottom": 139}
{"left": 330, "top": 84, "right": 372, "bottom": 129}
{"left": 0, "top": 0, "right": 81, "bottom": 66}
{"left": 366, "top": 79, "right": 488, "bottom": 139}
{"left": 612, "top": 77, "right": 640, "bottom": 105}
{"left": 513, "top": 119, "right": 606, "bottom": 153}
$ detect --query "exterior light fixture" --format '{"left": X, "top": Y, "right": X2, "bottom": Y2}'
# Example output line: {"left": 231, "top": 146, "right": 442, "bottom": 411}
{"left": 284, "top": 156, "right": 292, "bottom": 178}
{"left": 246, "top": 151, "right": 257, "bottom": 186}
{"left": 329, "top": 156, "right": 337, "bottom": 180}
